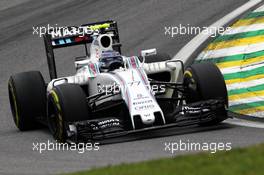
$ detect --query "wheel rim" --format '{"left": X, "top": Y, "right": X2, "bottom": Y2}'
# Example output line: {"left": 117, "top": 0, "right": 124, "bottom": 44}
{"left": 47, "top": 94, "right": 65, "bottom": 142}
{"left": 184, "top": 70, "right": 200, "bottom": 103}
{"left": 8, "top": 82, "right": 19, "bottom": 127}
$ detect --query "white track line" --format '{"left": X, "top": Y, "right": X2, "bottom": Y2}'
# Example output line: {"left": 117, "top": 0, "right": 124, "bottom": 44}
{"left": 224, "top": 118, "right": 264, "bottom": 128}
{"left": 229, "top": 96, "right": 264, "bottom": 107}
{"left": 224, "top": 23, "right": 264, "bottom": 35}
{"left": 227, "top": 78, "right": 264, "bottom": 90}
{"left": 197, "top": 42, "right": 264, "bottom": 60}
{"left": 250, "top": 111, "right": 264, "bottom": 117}
{"left": 220, "top": 61, "right": 264, "bottom": 74}
{"left": 254, "top": 3, "right": 264, "bottom": 12}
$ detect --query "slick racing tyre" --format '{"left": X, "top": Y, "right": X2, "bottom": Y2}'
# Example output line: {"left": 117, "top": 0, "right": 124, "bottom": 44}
{"left": 183, "top": 62, "right": 228, "bottom": 125}
{"left": 47, "top": 84, "right": 89, "bottom": 142}
{"left": 8, "top": 71, "right": 46, "bottom": 131}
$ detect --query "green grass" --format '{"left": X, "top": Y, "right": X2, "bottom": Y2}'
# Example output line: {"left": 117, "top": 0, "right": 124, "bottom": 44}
{"left": 65, "top": 144, "right": 264, "bottom": 175}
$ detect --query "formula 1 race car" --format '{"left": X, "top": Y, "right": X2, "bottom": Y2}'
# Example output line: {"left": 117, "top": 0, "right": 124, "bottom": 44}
{"left": 8, "top": 20, "right": 228, "bottom": 143}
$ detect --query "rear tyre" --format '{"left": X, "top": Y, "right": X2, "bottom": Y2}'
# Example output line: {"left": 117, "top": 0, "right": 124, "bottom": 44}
{"left": 47, "top": 84, "right": 90, "bottom": 142}
{"left": 8, "top": 71, "right": 46, "bottom": 131}
{"left": 183, "top": 62, "right": 228, "bottom": 125}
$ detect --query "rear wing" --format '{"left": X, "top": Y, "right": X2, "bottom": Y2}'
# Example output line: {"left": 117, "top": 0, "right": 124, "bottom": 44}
{"left": 43, "top": 20, "right": 121, "bottom": 80}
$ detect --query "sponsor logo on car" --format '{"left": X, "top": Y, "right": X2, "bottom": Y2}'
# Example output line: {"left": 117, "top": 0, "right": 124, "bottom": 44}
{"left": 135, "top": 104, "right": 155, "bottom": 111}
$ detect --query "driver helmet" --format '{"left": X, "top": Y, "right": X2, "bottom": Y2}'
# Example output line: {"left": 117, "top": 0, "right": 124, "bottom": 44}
{"left": 99, "top": 50, "right": 124, "bottom": 71}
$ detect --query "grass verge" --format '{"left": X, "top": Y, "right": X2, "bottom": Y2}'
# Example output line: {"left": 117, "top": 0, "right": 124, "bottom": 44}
{"left": 65, "top": 143, "right": 264, "bottom": 175}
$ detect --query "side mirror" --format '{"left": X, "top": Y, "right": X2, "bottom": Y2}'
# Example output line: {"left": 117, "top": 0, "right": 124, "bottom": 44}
{"left": 141, "top": 48, "right": 157, "bottom": 65}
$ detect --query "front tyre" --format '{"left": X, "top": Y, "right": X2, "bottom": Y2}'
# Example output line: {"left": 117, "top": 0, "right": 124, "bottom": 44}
{"left": 8, "top": 71, "right": 46, "bottom": 131}
{"left": 47, "top": 84, "right": 89, "bottom": 142}
{"left": 183, "top": 62, "right": 228, "bottom": 125}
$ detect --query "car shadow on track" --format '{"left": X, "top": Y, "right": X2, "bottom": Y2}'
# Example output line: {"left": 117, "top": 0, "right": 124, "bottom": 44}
{"left": 99, "top": 123, "right": 235, "bottom": 145}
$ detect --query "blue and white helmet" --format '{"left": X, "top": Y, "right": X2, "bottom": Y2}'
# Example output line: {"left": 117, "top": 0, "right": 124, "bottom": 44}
{"left": 99, "top": 50, "right": 124, "bottom": 71}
